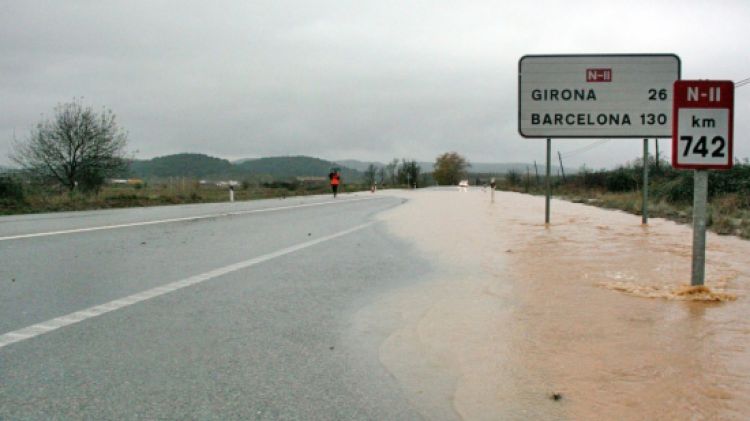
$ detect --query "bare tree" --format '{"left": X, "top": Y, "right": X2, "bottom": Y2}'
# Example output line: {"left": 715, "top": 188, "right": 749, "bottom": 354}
{"left": 385, "top": 158, "right": 399, "bottom": 185}
{"left": 11, "top": 99, "right": 128, "bottom": 192}
{"left": 363, "top": 164, "right": 378, "bottom": 187}
{"left": 397, "top": 159, "right": 421, "bottom": 187}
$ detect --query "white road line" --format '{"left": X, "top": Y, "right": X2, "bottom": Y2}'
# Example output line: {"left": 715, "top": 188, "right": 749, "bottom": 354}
{"left": 0, "top": 196, "right": 383, "bottom": 242}
{"left": 0, "top": 221, "right": 374, "bottom": 350}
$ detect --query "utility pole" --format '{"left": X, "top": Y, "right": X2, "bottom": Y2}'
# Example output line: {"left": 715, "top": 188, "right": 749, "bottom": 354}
{"left": 526, "top": 166, "right": 530, "bottom": 192}
{"left": 557, "top": 151, "right": 566, "bottom": 182}
{"left": 534, "top": 161, "right": 540, "bottom": 185}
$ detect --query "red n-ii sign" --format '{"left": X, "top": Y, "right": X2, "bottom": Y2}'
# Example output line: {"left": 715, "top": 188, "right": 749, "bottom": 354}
{"left": 672, "top": 80, "right": 734, "bottom": 170}
{"left": 586, "top": 68, "right": 612, "bottom": 82}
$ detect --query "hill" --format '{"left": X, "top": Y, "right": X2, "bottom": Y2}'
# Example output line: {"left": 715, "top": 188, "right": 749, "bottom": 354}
{"left": 127, "top": 153, "right": 559, "bottom": 181}
{"left": 236, "top": 156, "right": 361, "bottom": 180}
{"left": 336, "top": 159, "right": 385, "bottom": 172}
{"left": 467, "top": 162, "right": 561, "bottom": 174}
{"left": 129, "top": 154, "right": 362, "bottom": 181}
{"left": 129, "top": 153, "right": 233, "bottom": 178}
{"left": 415, "top": 161, "right": 559, "bottom": 175}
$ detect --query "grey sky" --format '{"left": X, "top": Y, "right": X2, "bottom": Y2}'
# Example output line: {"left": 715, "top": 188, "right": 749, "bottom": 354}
{"left": 1, "top": 0, "right": 748, "bottom": 169}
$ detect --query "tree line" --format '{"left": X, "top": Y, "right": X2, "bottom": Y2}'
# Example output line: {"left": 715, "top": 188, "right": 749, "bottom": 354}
{"left": 360, "top": 153, "right": 471, "bottom": 188}
{"left": 5, "top": 99, "right": 474, "bottom": 201}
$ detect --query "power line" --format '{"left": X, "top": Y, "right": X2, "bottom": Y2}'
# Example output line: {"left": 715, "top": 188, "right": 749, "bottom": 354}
{"left": 736, "top": 77, "right": 750, "bottom": 88}
{"left": 561, "top": 139, "right": 610, "bottom": 158}
{"left": 561, "top": 140, "right": 609, "bottom": 158}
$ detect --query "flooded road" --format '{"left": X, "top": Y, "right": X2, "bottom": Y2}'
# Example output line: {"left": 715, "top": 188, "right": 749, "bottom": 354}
{"left": 366, "top": 188, "right": 750, "bottom": 420}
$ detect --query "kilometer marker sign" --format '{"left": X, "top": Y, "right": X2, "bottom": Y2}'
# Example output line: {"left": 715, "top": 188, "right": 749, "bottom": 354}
{"left": 672, "top": 80, "right": 734, "bottom": 170}
{"left": 672, "top": 80, "right": 735, "bottom": 287}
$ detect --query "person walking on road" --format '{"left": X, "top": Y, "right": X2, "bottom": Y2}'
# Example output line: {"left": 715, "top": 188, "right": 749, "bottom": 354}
{"left": 329, "top": 169, "right": 341, "bottom": 198}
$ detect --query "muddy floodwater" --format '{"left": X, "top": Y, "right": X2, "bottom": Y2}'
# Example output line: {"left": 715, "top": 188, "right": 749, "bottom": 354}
{"left": 361, "top": 188, "right": 750, "bottom": 420}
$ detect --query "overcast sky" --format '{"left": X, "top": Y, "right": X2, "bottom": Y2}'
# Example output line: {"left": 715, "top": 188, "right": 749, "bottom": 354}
{"left": 1, "top": 0, "right": 748, "bottom": 169}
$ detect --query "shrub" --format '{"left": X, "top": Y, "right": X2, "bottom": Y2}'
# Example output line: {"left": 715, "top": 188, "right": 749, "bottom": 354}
{"left": 506, "top": 170, "right": 521, "bottom": 186}
{"left": 605, "top": 168, "right": 638, "bottom": 192}
{"left": 0, "top": 175, "right": 24, "bottom": 202}
{"left": 654, "top": 173, "right": 693, "bottom": 203}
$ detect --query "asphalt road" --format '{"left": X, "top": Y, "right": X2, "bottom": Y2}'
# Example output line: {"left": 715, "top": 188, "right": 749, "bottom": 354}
{"left": 0, "top": 193, "right": 435, "bottom": 420}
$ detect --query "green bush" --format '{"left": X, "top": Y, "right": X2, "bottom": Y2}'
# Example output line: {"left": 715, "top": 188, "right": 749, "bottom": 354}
{"left": 709, "top": 164, "right": 750, "bottom": 200}
{"left": 506, "top": 170, "right": 521, "bottom": 186}
{"left": 262, "top": 181, "right": 298, "bottom": 190}
{"left": 0, "top": 175, "right": 24, "bottom": 201}
{"left": 653, "top": 173, "right": 693, "bottom": 203}
{"left": 605, "top": 168, "right": 638, "bottom": 192}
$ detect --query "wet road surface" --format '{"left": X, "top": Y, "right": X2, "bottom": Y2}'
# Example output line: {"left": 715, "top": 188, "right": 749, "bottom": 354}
{"left": 0, "top": 193, "right": 435, "bottom": 420}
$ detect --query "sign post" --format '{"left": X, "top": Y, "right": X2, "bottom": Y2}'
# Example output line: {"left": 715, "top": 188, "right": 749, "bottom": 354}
{"left": 691, "top": 170, "right": 709, "bottom": 286}
{"left": 642, "top": 139, "right": 649, "bottom": 224}
{"left": 672, "top": 80, "right": 734, "bottom": 286}
{"left": 518, "top": 54, "right": 680, "bottom": 223}
{"left": 546, "top": 139, "right": 551, "bottom": 224}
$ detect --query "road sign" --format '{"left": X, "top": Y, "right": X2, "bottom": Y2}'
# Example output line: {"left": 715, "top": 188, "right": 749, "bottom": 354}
{"left": 672, "top": 80, "right": 734, "bottom": 170}
{"left": 518, "top": 54, "right": 681, "bottom": 138}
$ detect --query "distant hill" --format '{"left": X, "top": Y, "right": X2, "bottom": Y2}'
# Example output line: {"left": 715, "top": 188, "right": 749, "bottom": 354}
{"left": 236, "top": 156, "right": 361, "bottom": 180}
{"left": 128, "top": 153, "right": 563, "bottom": 181}
{"left": 468, "top": 162, "right": 548, "bottom": 174}
{"left": 336, "top": 160, "right": 558, "bottom": 175}
{"left": 336, "top": 160, "right": 385, "bottom": 172}
{"left": 130, "top": 153, "right": 233, "bottom": 178}
{"left": 414, "top": 161, "right": 548, "bottom": 174}
{"left": 130, "top": 154, "right": 362, "bottom": 181}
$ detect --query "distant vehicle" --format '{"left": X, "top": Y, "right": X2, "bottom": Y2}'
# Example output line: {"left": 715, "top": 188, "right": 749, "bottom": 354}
{"left": 458, "top": 180, "right": 469, "bottom": 192}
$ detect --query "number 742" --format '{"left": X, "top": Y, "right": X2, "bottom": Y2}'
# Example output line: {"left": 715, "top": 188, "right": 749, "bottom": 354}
{"left": 680, "top": 135, "right": 726, "bottom": 158}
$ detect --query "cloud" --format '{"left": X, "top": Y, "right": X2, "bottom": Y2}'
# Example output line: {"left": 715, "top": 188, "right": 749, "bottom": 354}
{"left": 1, "top": 0, "right": 749, "bottom": 168}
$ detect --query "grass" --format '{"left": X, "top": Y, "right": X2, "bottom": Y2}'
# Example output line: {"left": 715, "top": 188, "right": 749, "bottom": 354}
{"left": 498, "top": 180, "right": 750, "bottom": 240}
{"left": 0, "top": 182, "right": 370, "bottom": 216}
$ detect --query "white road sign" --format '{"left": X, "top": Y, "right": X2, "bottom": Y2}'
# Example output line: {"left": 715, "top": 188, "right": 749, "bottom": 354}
{"left": 518, "top": 54, "right": 681, "bottom": 138}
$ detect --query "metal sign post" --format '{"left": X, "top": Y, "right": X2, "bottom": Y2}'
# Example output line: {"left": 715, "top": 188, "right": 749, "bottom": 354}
{"left": 691, "top": 170, "right": 709, "bottom": 285}
{"left": 546, "top": 139, "right": 551, "bottom": 224}
{"left": 518, "top": 54, "right": 680, "bottom": 224}
{"left": 642, "top": 139, "right": 649, "bottom": 224}
{"left": 672, "top": 80, "right": 734, "bottom": 286}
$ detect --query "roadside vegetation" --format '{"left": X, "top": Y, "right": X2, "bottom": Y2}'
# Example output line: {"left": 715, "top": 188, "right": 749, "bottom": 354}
{"left": 1, "top": 99, "right": 426, "bottom": 216}
{"left": 0, "top": 160, "right": 422, "bottom": 215}
{"left": 0, "top": 177, "right": 384, "bottom": 215}
{"left": 495, "top": 158, "right": 750, "bottom": 239}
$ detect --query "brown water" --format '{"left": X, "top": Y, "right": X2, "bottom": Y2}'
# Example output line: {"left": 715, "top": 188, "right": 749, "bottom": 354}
{"left": 365, "top": 188, "right": 750, "bottom": 420}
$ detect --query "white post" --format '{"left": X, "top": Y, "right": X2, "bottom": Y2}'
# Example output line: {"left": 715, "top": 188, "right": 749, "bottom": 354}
{"left": 229, "top": 186, "right": 235, "bottom": 202}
